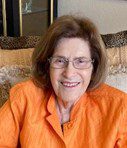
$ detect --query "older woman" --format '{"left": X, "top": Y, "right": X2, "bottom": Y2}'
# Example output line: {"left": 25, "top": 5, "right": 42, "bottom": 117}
{"left": 0, "top": 15, "right": 127, "bottom": 147}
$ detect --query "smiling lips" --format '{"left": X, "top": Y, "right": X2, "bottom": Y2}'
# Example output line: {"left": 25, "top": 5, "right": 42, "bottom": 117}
{"left": 61, "top": 81, "right": 80, "bottom": 88}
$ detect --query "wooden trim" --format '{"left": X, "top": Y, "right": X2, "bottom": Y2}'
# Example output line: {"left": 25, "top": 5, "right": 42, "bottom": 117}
{"left": 49, "top": 0, "right": 57, "bottom": 25}
{"left": 19, "top": 0, "right": 22, "bottom": 36}
{"left": 2, "top": 0, "right": 7, "bottom": 36}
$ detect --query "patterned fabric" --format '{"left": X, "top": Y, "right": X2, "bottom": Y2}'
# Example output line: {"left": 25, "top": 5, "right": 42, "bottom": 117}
{"left": 0, "top": 48, "right": 34, "bottom": 67}
{"left": 106, "top": 45, "right": 127, "bottom": 74}
{"left": 0, "top": 36, "right": 41, "bottom": 49}
{"left": 106, "top": 73, "right": 127, "bottom": 93}
{"left": 0, "top": 47, "right": 33, "bottom": 107}
{"left": 0, "top": 81, "right": 11, "bottom": 107}
{"left": 108, "top": 65, "right": 127, "bottom": 75}
{"left": 0, "top": 65, "right": 31, "bottom": 107}
{"left": 106, "top": 45, "right": 127, "bottom": 93}
{"left": 101, "top": 30, "right": 127, "bottom": 48}
{"left": 0, "top": 31, "right": 127, "bottom": 49}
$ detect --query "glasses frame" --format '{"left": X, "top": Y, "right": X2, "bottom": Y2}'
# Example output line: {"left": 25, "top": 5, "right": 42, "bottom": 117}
{"left": 48, "top": 56, "right": 94, "bottom": 69}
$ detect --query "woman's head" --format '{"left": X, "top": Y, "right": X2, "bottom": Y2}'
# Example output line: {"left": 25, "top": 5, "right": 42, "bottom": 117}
{"left": 32, "top": 15, "right": 107, "bottom": 92}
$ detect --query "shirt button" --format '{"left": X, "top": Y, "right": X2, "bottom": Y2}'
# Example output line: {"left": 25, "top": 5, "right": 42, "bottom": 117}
{"left": 64, "top": 126, "right": 67, "bottom": 131}
{"left": 68, "top": 123, "right": 72, "bottom": 128}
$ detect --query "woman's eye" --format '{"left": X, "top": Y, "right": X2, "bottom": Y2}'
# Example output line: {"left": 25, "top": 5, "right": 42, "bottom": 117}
{"left": 55, "top": 58, "right": 65, "bottom": 63}
{"left": 79, "top": 60, "right": 84, "bottom": 63}
{"left": 77, "top": 59, "right": 86, "bottom": 63}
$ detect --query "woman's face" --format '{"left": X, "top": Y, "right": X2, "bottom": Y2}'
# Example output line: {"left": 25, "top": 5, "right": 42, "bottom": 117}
{"left": 50, "top": 38, "right": 93, "bottom": 104}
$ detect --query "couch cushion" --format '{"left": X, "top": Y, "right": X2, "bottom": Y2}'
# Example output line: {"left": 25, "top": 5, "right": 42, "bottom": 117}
{"left": 101, "top": 30, "right": 127, "bottom": 48}
{"left": 106, "top": 45, "right": 127, "bottom": 67}
{"left": 0, "top": 47, "right": 34, "bottom": 107}
{"left": 0, "top": 80, "right": 11, "bottom": 107}
{"left": 0, "top": 65, "right": 31, "bottom": 107}
{"left": 0, "top": 48, "right": 34, "bottom": 67}
{"left": 0, "top": 36, "right": 41, "bottom": 49}
{"left": 106, "top": 44, "right": 127, "bottom": 87}
{"left": 106, "top": 73, "right": 127, "bottom": 93}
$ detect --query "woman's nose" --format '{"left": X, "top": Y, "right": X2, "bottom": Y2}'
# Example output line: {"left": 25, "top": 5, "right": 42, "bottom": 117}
{"left": 62, "top": 62, "right": 76, "bottom": 78}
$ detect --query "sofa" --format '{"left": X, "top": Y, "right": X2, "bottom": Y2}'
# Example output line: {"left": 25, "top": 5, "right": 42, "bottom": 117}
{"left": 0, "top": 31, "right": 127, "bottom": 107}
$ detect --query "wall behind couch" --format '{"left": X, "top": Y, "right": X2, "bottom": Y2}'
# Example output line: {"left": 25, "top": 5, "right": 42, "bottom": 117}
{"left": 58, "top": 0, "right": 127, "bottom": 34}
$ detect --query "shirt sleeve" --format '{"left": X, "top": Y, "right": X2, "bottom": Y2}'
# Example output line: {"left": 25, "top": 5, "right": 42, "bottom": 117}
{"left": 115, "top": 97, "right": 127, "bottom": 147}
{"left": 0, "top": 84, "right": 26, "bottom": 147}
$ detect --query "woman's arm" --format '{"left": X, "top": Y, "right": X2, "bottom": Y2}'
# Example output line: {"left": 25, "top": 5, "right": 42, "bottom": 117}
{"left": 115, "top": 99, "right": 127, "bottom": 147}
{"left": 0, "top": 84, "right": 26, "bottom": 147}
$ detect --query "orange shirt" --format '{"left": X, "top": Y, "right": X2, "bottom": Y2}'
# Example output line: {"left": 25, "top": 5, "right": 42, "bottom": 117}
{"left": 0, "top": 79, "right": 127, "bottom": 147}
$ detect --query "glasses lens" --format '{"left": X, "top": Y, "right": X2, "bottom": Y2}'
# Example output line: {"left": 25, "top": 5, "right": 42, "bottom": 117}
{"left": 74, "top": 58, "right": 93, "bottom": 69}
{"left": 50, "top": 57, "right": 66, "bottom": 68}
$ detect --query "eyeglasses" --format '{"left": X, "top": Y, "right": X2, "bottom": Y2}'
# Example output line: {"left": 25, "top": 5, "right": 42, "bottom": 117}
{"left": 48, "top": 56, "right": 94, "bottom": 69}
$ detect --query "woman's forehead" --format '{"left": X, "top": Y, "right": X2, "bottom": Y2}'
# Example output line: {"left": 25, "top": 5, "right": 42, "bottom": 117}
{"left": 53, "top": 37, "right": 91, "bottom": 58}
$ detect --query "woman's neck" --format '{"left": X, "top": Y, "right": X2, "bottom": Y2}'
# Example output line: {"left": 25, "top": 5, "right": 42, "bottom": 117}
{"left": 56, "top": 98, "right": 74, "bottom": 125}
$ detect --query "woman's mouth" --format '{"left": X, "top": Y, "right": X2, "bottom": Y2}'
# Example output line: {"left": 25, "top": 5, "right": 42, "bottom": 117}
{"left": 60, "top": 81, "right": 80, "bottom": 88}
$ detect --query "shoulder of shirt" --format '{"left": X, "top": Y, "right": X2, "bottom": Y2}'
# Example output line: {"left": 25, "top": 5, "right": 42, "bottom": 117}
{"left": 9, "top": 79, "right": 52, "bottom": 104}
{"left": 6, "top": 79, "right": 53, "bottom": 120}
{"left": 10, "top": 79, "right": 43, "bottom": 93}
{"left": 83, "top": 84, "right": 127, "bottom": 127}
{"left": 87, "top": 83, "right": 127, "bottom": 106}
{"left": 88, "top": 83, "right": 127, "bottom": 97}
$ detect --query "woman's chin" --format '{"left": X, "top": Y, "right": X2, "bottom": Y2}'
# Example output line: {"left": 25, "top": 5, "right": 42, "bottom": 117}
{"left": 58, "top": 93, "right": 82, "bottom": 104}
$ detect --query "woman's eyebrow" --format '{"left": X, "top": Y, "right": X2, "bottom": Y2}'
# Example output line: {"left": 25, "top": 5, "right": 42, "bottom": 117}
{"left": 53, "top": 55, "right": 91, "bottom": 60}
{"left": 52, "top": 55, "right": 66, "bottom": 58}
{"left": 74, "top": 56, "right": 91, "bottom": 60}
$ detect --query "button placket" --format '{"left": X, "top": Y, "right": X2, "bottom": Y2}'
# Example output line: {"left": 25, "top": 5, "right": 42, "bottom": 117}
{"left": 63, "top": 120, "right": 74, "bottom": 133}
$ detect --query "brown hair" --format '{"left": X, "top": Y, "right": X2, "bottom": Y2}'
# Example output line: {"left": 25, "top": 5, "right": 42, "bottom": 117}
{"left": 32, "top": 15, "right": 107, "bottom": 91}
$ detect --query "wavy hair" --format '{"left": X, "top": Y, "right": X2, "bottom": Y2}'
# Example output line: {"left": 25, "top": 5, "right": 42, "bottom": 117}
{"left": 32, "top": 15, "right": 107, "bottom": 91}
